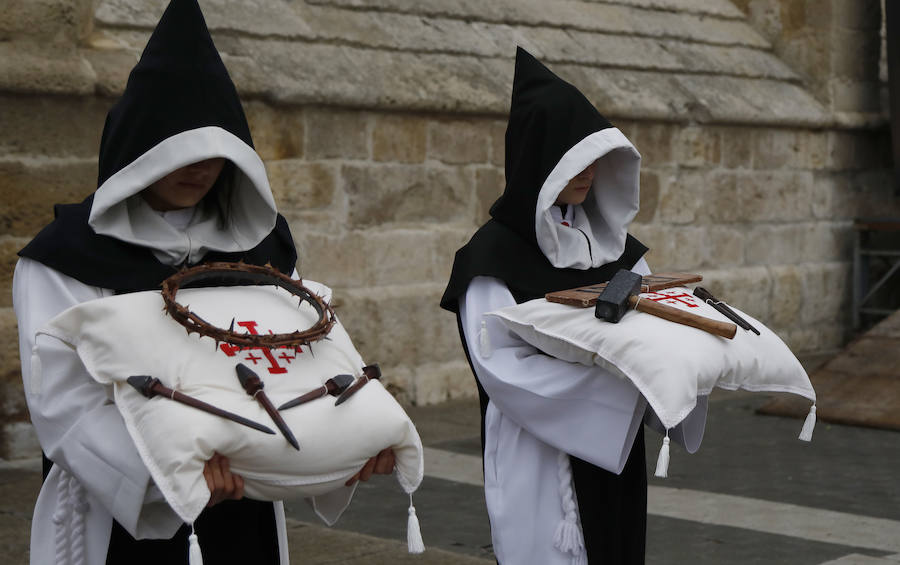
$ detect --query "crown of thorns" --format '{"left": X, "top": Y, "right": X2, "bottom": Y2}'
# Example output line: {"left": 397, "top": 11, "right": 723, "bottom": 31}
{"left": 161, "top": 262, "right": 336, "bottom": 350}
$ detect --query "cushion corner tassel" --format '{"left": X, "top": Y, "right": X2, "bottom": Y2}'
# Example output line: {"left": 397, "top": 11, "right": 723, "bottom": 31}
{"left": 188, "top": 524, "right": 204, "bottom": 565}
{"left": 407, "top": 493, "right": 425, "bottom": 554}
{"left": 798, "top": 404, "right": 816, "bottom": 442}
{"left": 654, "top": 433, "right": 670, "bottom": 478}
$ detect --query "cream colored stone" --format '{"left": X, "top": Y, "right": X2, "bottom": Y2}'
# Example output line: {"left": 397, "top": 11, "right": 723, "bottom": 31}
{"left": 744, "top": 224, "right": 807, "bottom": 266}
{"left": 633, "top": 170, "right": 660, "bottom": 224}
{"left": 407, "top": 361, "right": 478, "bottom": 406}
{"left": 372, "top": 115, "right": 426, "bottom": 164}
{"left": 336, "top": 284, "right": 465, "bottom": 369}
{"left": 799, "top": 262, "right": 851, "bottom": 326}
{"left": 428, "top": 119, "right": 491, "bottom": 165}
{"left": 0, "top": 42, "right": 95, "bottom": 96}
{"left": 769, "top": 264, "right": 804, "bottom": 328}
{"left": 475, "top": 167, "right": 504, "bottom": 225}
{"left": 0, "top": 0, "right": 93, "bottom": 43}
{"left": 732, "top": 170, "right": 814, "bottom": 222}
{"left": 305, "top": 109, "right": 369, "bottom": 160}
{"left": 488, "top": 120, "right": 506, "bottom": 168}
{"left": 267, "top": 160, "right": 335, "bottom": 212}
{"left": 701, "top": 266, "right": 773, "bottom": 320}
{"left": 342, "top": 164, "right": 472, "bottom": 228}
{"left": 631, "top": 122, "right": 674, "bottom": 166}
{"left": 719, "top": 125, "right": 755, "bottom": 169}
{"left": 0, "top": 95, "right": 107, "bottom": 158}
{"left": 0, "top": 159, "right": 97, "bottom": 237}
{"left": 2, "top": 422, "right": 41, "bottom": 460}
{"left": 676, "top": 126, "right": 721, "bottom": 168}
{"left": 295, "top": 226, "right": 470, "bottom": 288}
{"left": 245, "top": 102, "right": 304, "bottom": 161}
{"left": 659, "top": 170, "right": 711, "bottom": 225}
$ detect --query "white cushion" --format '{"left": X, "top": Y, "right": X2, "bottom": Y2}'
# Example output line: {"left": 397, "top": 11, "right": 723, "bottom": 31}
{"left": 486, "top": 287, "right": 815, "bottom": 431}
{"left": 39, "top": 281, "right": 423, "bottom": 525}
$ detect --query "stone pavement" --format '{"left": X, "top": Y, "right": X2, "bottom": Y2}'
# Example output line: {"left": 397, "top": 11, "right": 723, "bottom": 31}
{"left": 3, "top": 387, "right": 900, "bottom": 564}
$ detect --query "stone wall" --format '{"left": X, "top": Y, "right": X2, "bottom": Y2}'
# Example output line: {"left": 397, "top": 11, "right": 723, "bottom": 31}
{"left": 2, "top": 0, "right": 899, "bottom": 459}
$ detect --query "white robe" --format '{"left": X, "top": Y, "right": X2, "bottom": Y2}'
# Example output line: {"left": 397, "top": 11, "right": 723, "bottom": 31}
{"left": 458, "top": 264, "right": 708, "bottom": 565}
{"left": 14, "top": 208, "right": 354, "bottom": 565}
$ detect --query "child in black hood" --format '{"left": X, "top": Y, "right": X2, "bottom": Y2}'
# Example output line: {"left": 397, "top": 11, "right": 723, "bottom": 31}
{"left": 14, "top": 2, "right": 392, "bottom": 563}
{"left": 441, "top": 48, "right": 707, "bottom": 564}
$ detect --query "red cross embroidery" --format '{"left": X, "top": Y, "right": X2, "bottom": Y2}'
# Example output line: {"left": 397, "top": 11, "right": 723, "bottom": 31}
{"left": 219, "top": 320, "right": 300, "bottom": 374}
{"left": 561, "top": 221, "right": 570, "bottom": 227}
{"left": 642, "top": 290, "right": 699, "bottom": 308}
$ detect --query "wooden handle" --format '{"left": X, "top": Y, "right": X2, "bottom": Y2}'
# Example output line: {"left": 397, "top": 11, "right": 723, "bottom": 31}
{"left": 628, "top": 295, "right": 737, "bottom": 339}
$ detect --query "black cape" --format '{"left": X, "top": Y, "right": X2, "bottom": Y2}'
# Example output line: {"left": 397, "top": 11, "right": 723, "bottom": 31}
{"left": 440, "top": 48, "right": 648, "bottom": 564}
{"left": 19, "top": 2, "right": 285, "bottom": 563}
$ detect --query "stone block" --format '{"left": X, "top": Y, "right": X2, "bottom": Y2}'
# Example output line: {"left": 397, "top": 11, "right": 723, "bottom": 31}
{"left": 662, "top": 169, "right": 740, "bottom": 225}
{"left": 826, "top": 130, "right": 860, "bottom": 171}
{"left": 633, "top": 170, "right": 660, "bottom": 224}
{"left": 81, "top": 43, "right": 137, "bottom": 98}
{"left": 343, "top": 164, "right": 472, "bottom": 228}
{"left": 295, "top": 226, "right": 470, "bottom": 288}
{"left": 799, "top": 262, "right": 851, "bottom": 326}
{"left": 427, "top": 119, "right": 491, "bottom": 165}
{"left": 791, "top": 130, "right": 828, "bottom": 170}
{"left": 336, "top": 284, "right": 464, "bottom": 369}
{"left": 0, "top": 0, "right": 93, "bottom": 43}
{"left": 719, "top": 125, "right": 754, "bottom": 169}
{"left": 731, "top": 170, "right": 814, "bottom": 222}
{"left": 2, "top": 421, "right": 41, "bottom": 460}
{"left": 390, "top": 360, "right": 476, "bottom": 406}
{"left": 753, "top": 128, "right": 799, "bottom": 169}
{"left": 676, "top": 126, "right": 721, "bottom": 168}
{"left": 700, "top": 266, "right": 773, "bottom": 320}
{"left": 769, "top": 264, "right": 804, "bottom": 329}
{"left": 0, "top": 42, "right": 96, "bottom": 96}
{"left": 266, "top": 160, "right": 336, "bottom": 213}
{"left": 244, "top": 101, "right": 304, "bottom": 161}
{"left": 475, "top": 167, "right": 504, "bottom": 225}
{"left": 0, "top": 95, "right": 107, "bottom": 158}
{"left": 631, "top": 122, "right": 674, "bottom": 166}
{"left": 0, "top": 159, "right": 97, "bottom": 237}
{"left": 372, "top": 114, "right": 427, "bottom": 164}
{"left": 707, "top": 225, "right": 746, "bottom": 268}
{"left": 744, "top": 224, "right": 807, "bottom": 266}
{"left": 305, "top": 108, "right": 369, "bottom": 160}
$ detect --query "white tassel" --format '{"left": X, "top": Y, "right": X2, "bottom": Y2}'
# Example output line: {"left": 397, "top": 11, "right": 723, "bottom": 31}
{"left": 654, "top": 434, "right": 670, "bottom": 478}
{"left": 479, "top": 319, "right": 493, "bottom": 359}
{"left": 406, "top": 494, "right": 425, "bottom": 554}
{"left": 188, "top": 526, "right": 204, "bottom": 565}
{"left": 798, "top": 405, "right": 816, "bottom": 442}
{"left": 553, "top": 451, "right": 586, "bottom": 563}
{"left": 30, "top": 345, "right": 43, "bottom": 395}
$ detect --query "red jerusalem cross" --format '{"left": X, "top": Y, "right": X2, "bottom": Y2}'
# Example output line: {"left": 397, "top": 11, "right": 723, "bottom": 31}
{"left": 219, "top": 320, "right": 300, "bottom": 374}
{"left": 642, "top": 290, "right": 700, "bottom": 308}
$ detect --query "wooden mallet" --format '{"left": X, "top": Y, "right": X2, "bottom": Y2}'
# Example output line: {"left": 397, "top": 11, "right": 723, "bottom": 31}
{"left": 594, "top": 269, "right": 737, "bottom": 339}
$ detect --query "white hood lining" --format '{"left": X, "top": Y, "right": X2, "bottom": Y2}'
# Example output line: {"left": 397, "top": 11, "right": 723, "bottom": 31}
{"left": 89, "top": 126, "right": 277, "bottom": 265}
{"left": 534, "top": 128, "right": 641, "bottom": 269}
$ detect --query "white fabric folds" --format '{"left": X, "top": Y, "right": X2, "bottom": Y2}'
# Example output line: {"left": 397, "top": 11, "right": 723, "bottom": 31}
{"left": 38, "top": 282, "right": 424, "bottom": 526}
{"left": 485, "top": 287, "right": 816, "bottom": 433}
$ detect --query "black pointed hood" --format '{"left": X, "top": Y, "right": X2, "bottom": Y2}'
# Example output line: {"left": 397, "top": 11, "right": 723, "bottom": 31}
{"left": 97, "top": 0, "right": 253, "bottom": 187}
{"left": 19, "top": 0, "right": 295, "bottom": 290}
{"left": 440, "top": 48, "right": 646, "bottom": 312}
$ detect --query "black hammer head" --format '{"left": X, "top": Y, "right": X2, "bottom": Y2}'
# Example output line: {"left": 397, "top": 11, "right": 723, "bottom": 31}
{"left": 594, "top": 269, "right": 642, "bottom": 323}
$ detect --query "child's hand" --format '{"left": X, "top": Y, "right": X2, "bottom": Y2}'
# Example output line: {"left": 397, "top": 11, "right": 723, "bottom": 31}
{"left": 345, "top": 448, "right": 396, "bottom": 486}
{"left": 204, "top": 453, "right": 245, "bottom": 506}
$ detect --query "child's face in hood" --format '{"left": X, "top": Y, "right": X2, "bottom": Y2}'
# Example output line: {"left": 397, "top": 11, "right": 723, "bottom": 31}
{"left": 555, "top": 161, "right": 597, "bottom": 206}
{"left": 141, "top": 158, "right": 226, "bottom": 211}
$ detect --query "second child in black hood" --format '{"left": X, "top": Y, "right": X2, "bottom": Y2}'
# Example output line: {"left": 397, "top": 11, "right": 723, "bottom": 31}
{"left": 441, "top": 48, "right": 707, "bottom": 564}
